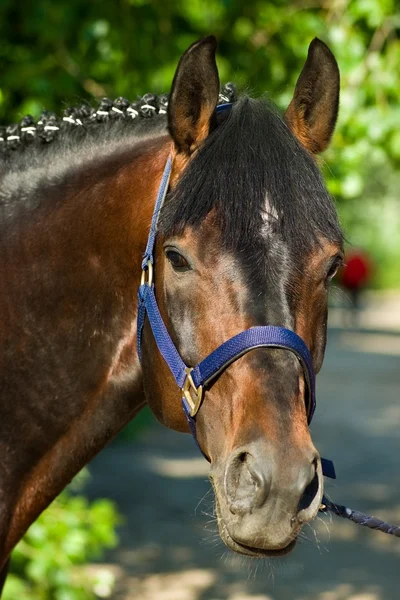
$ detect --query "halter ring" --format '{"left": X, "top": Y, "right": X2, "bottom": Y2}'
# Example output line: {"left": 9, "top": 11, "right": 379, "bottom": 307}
{"left": 182, "top": 368, "right": 204, "bottom": 417}
{"left": 140, "top": 260, "right": 154, "bottom": 287}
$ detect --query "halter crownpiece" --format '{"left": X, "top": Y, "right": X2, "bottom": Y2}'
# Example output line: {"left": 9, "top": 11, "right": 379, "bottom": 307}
{"left": 137, "top": 102, "right": 400, "bottom": 539}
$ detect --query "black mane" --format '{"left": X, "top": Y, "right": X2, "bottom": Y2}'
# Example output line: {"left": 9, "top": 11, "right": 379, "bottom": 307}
{"left": 159, "top": 97, "right": 342, "bottom": 253}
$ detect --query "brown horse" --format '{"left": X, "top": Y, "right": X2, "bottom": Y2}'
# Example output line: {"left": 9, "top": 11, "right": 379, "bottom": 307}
{"left": 0, "top": 35, "right": 343, "bottom": 589}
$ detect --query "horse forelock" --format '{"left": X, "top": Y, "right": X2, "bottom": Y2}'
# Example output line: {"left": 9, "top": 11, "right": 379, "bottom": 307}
{"left": 158, "top": 95, "right": 343, "bottom": 269}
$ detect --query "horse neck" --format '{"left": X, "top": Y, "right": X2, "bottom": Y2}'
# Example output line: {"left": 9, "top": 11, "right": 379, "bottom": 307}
{"left": 0, "top": 134, "right": 171, "bottom": 560}
{"left": 1, "top": 133, "right": 172, "bottom": 382}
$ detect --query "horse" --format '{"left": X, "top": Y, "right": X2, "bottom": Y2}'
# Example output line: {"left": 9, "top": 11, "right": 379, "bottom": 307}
{"left": 0, "top": 35, "right": 343, "bottom": 591}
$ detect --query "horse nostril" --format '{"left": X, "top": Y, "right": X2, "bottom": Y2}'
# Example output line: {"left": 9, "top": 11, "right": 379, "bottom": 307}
{"left": 225, "top": 450, "right": 270, "bottom": 515}
{"left": 298, "top": 471, "right": 319, "bottom": 513}
{"left": 297, "top": 457, "right": 321, "bottom": 520}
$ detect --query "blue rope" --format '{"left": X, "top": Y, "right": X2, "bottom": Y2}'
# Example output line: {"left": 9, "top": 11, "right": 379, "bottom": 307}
{"left": 320, "top": 495, "right": 400, "bottom": 537}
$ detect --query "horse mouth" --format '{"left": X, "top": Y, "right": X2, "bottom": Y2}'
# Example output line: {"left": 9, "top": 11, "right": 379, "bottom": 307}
{"left": 214, "top": 495, "right": 299, "bottom": 558}
{"left": 219, "top": 522, "right": 298, "bottom": 558}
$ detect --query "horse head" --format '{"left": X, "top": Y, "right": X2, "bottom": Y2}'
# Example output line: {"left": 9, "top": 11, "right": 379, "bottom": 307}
{"left": 140, "top": 36, "right": 343, "bottom": 557}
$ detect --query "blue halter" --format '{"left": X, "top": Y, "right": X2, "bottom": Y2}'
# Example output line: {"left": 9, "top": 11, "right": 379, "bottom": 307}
{"left": 137, "top": 104, "right": 334, "bottom": 479}
{"left": 134, "top": 103, "right": 400, "bottom": 540}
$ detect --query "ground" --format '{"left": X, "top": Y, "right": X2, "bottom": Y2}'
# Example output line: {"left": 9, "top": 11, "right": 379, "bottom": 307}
{"left": 85, "top": 292, "right": 400, "bottom": 600}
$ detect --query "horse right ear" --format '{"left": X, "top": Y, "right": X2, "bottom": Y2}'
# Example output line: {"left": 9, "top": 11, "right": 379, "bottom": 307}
{"left": 168, "top": 36, "right": 220, "bottom": 156}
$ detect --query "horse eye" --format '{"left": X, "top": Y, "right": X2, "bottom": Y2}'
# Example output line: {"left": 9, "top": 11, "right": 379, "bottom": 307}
{"left": 326, "top": 257, "right": 342, "bottom": 281}
{"left": 165, "top": 250, "right": 190, "bottom": 272}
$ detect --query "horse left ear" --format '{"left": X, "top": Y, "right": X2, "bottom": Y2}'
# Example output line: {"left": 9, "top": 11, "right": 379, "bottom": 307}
{"left": 284, "top": 38, "right": 340, "bottom": 154}
{"left": 168, "top": 36, "right": 220, "bottom": 156}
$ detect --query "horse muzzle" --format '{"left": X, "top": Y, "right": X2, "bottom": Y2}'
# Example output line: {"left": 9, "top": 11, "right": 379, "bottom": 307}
{"left": 210, "top": 438, "right": 323, "bottom": 556}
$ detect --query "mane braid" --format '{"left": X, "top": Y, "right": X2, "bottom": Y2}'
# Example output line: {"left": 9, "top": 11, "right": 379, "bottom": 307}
{"left": 0, "top": 84, "right": 237, "bottom": 158}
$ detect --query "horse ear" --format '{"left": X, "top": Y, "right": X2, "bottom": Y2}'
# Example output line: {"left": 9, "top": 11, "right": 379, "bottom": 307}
{"left": 168, "top": 36, "right": 220, "bottom": 155}
{"left": 284, "top": 38, "right": 340, "bottom": 154}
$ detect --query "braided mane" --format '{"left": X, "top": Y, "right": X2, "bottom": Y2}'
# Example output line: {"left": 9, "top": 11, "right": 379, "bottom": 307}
{"left": 0, "top": 84, "right": 237, "bottom": 157}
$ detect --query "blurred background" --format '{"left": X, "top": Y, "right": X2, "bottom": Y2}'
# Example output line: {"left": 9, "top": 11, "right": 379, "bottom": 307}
{"left": 1, "top": 1, "right": 399, "bottom": 599}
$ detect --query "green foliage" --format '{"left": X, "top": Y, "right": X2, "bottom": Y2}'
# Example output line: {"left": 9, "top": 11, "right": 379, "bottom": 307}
{"left": 116, "top": 405, "right": 155, "bottom": 443}
{"left": 0, "top": 0, "right": 399, "bottom": 287}
{"left": 3, "top": 470, "right": 120, "bottom": 600}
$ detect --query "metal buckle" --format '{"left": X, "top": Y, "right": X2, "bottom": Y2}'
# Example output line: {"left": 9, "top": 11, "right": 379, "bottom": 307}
{"left": 182, "top": 367, "right": 204, "bottom": 417}
{"left": 140, "top": 260, "right": 153, "bottom": 287}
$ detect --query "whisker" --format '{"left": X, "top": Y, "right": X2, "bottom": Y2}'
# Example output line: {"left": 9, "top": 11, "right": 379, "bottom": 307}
{"left": 194, "top": 487, "right": 213, "bottom": 514}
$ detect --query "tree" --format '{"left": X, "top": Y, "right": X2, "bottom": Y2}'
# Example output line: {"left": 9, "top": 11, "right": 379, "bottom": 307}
{"left": 1, "top": 0, "right": 399, "bottom": 286}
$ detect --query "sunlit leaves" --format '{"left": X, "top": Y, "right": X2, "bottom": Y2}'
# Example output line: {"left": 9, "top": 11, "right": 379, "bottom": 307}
{"left": 3, "top": 470, "right": 120, "bottom": 600}
{"left": 0, "top": 0, "right": 399, "bottom": 286}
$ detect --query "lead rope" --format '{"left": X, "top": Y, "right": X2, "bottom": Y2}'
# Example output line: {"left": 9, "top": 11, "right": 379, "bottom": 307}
{"left": 320, "top": 495, "right": 400, "bottom": 537}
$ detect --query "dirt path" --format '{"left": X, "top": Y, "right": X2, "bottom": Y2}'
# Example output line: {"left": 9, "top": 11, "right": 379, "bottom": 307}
{"left": 85, "top": 325, "right": 400, "bottom": 600}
